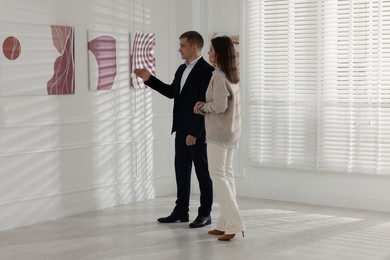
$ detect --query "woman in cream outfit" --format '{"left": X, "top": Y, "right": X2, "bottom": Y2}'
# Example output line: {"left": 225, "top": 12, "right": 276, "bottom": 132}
{"left": 194, "top": 36, "right": 245, "bottom": 241}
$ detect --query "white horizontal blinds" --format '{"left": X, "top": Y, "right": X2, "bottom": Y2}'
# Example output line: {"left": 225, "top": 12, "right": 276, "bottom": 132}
{"left": 248, "top": 0, "right": 318, "bottom": 169}
{"left": 290, "top": 0, "right": 318, "bottom": 169}
{"left": 381, "top": 0, "right": 390, "bottom": 173}
{"left": 247, "top": 0, "right": 390, "bottom": 174}
{"left": 247, "top": 0, "right": 262, "bottom": 163}
{"left": 320, "top": 0, "right": 390, "bottom": 174}
{"left": 248, "top": 0, "right": 290, "bottom": 166}
{"left": 317, "top": 0, "right": 339, "bottom": 171}
{"left": 320, "top": 0, "right": 375, "bottom": 173}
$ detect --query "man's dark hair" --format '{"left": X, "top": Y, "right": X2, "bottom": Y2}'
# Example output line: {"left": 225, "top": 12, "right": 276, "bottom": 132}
{"left": 179, "top": 31, "right": 204, "bottom": 50}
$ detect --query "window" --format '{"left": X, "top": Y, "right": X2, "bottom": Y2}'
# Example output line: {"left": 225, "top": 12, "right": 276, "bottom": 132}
{"left": 245, "top": 0, "right": 390, "bottom": 174}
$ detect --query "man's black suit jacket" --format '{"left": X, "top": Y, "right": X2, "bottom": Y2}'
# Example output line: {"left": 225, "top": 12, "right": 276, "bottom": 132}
{"left": 144, "top": 57, "right": 214, "bottom": 138}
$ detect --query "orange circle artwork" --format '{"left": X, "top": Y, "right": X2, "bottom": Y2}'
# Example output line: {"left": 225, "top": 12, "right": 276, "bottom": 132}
{"left": 2, "top": 36, "right": 21, "bottom": 60}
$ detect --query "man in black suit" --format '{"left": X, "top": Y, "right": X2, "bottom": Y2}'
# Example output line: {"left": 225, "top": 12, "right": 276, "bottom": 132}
{"left": 134, "top": 31, "right": 214, "bottom": 228}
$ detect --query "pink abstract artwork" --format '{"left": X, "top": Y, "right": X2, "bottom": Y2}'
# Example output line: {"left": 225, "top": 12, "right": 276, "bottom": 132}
{"left": 47, "top": 26, "right": 74, "bottom": 95}
{"left": 0, "top": 22, "right": 74, "bottom": 95}
{"left": 88, "top": 32, "right": 117, "bottom": 90}
{"left": 130, "top": 32, "right": 156, "bottom": 89}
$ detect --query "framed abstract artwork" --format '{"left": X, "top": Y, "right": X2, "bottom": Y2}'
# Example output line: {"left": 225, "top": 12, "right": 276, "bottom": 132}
{"left": 130, "top": 32, "right": 156, "bottom": 89}
{"left": 0, "top": 22, "right": 74, "bottom": 96}
{"left": 87, "top": 31, "right": 130, "bottom": 91}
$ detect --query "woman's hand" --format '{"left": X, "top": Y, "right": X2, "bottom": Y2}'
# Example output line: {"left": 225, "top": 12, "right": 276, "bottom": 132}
{"left": 193, "top": 101, "right": 205, "bottom": 114}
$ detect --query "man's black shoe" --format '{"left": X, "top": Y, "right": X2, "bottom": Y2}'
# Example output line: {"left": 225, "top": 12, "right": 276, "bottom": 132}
{"left": 189, "top": 215, "right": 211, "bottom": 228}
{"left": 157, "top": 213, "right": 189, "bottom": 223}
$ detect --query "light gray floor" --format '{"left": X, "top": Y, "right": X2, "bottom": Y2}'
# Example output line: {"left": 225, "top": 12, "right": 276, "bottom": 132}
{"left": 1, "top": 196, "right": 390, "bottom": 260}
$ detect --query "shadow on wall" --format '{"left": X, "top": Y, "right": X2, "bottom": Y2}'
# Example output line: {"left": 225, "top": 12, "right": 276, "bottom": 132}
{"left": 0, "top": 0, "right": 155, "bottom": 231}
{"left": 87, "top": 0, "right": 156, "bottom": 209}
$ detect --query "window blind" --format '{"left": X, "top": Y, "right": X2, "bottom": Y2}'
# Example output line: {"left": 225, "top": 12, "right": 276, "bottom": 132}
{"left": 246, "top": 0, "right": 390, "bottom": 174}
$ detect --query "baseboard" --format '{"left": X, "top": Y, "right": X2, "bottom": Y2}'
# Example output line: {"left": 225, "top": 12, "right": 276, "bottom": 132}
{"left": 0, "top": 195, "right": 114, "bottom": 231}
{"left": 0, "top": 180, "right": 155, "bottom": 231}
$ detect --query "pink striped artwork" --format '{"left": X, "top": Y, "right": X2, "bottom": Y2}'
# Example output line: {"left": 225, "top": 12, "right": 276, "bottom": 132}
{"left": 0, "top": 22, "right": 74, "bottom": 95}
{"left": 88, "top": 31, "right": 117, "bottom": 91}
{"left": 130, "top": 32, "right": 156, "bottom": 89}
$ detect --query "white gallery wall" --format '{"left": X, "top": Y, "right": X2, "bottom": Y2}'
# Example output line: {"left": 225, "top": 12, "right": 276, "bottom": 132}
{"left": 0, "top": 0, "right": 177, "bottom": 231}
